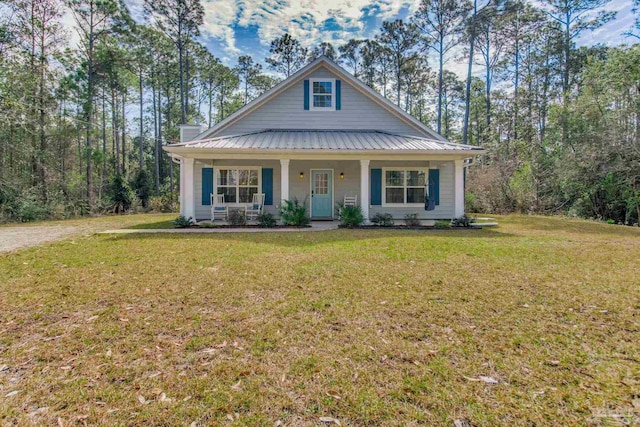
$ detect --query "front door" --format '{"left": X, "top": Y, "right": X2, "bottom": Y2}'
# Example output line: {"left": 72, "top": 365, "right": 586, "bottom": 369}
{"left": 311, "top": 170, "right": 333, "bottom": 219}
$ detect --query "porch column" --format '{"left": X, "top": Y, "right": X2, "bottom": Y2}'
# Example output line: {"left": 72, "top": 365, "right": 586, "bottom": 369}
{"left": 179, "top": 158, "right": 185, "bottom": 216}
{"left": 183, "top": 157, "right": 196, "bottom": 220}
{"left": 360, "top": 159, "right": 370, "bottom": 222}
{"left": 280, "top": 159, "right": 290, "bottom": 202}
{"left": 453, "top": 159, "right": 465, "bottom": 218}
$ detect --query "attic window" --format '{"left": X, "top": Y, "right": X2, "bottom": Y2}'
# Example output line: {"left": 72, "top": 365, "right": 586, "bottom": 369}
{"left": 310, "top": 79, "right": 335, "bottom": 110}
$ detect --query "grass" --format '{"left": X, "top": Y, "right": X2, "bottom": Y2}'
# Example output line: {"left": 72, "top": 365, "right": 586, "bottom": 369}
{"left": 0, "top": 215, "right": 639, "bottom": 426}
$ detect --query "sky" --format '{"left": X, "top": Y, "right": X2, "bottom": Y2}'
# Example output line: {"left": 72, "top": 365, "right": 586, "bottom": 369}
{"left": 123, "top": 0, "right": 637, "bottom": 75}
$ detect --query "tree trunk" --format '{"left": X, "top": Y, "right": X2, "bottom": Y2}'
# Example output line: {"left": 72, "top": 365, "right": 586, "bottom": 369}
{"left": 463, "top": 0, "right": 477, "bottom": 145}
{"left": 121, "top": 93, "right": 126, "bottom": 175}
{"left": 152, "top": 76, "right": 159, "bottom": 195}
{"left": 139, "top": 67, "right": 144, "bottom": 169}
{"left": 112, "top": 89, "right": 120, "bottom": 175}
{"left": 178, "top": 39, "right": 186, "bottom": 124}
{"left": 437, "top": 38, "right": 444, "bottom": 134}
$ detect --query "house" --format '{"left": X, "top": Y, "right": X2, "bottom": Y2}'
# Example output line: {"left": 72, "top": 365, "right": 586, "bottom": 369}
{"left": 163, "top": 56, "right": 484, "bottom": 223}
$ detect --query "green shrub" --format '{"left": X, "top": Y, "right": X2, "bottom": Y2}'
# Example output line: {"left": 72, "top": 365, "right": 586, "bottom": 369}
{"left": 371, "top": 213, "right": 394, "bottom": 227}
{"left": 148, "top": 195, "right": 178, "bottom": 213}
{"left": 336, "top": 203, "right": 364, "bottom": 227}
{"left": 451, "top": 214, "right": 475, "bottom": 227}
{"left": 404, "top": 213, "right": 421, "bottom": 227}
{"left": 435, "top": 220, "right": 451, "bottom": 229}
{"left": 0, "top": 185, "right": 49, "bottom": 222}
{"left": 279, "top": 198, "right": 310, "bottom": 227}
{"left": 173, "top": 215, "right": 193, "bottom": 228}
{"left": 108, "top": 174, "right": 133, "bottom": 214}
{"left": 228, "top": 209, "right": 247, "bottom": 226}
{"left": 606, "top": 218, "right": 616, "bottom": 224}
{"left": 256, "top": 212, "right": 277, "bottom": 228}
{"left": 131, "top": 169, "right": 152, "bottom": 208}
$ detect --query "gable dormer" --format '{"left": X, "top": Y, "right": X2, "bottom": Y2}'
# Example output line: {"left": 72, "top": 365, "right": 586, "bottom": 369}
{"left": 197, "top": 56, "right": 444, "bottom": 141}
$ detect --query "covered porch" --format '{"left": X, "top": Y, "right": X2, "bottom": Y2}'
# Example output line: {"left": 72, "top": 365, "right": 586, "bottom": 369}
{"left": 175, "top": 156, "right": 467, "bottom": 223}
{"left": 164, "top": 129, "right": 483, "bottom": 223}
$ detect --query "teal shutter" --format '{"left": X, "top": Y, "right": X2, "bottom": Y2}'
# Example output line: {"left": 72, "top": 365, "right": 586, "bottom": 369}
{"left": 335, "top": 80, "right": 341, "bottom": 110}
{"left": 262, "top": 168, "right": 273, "bottom": 205}
{"left": 371, "top": 168, "right": 382, "bottom": 206}
{"left": 202, "top": 167, "right": 213, "bottom": 205}
{"left": 428, "top": 169, "right": 440, "bottom": 206}
{"left": 303, "top": 80, "right": 309, "bottom": 110}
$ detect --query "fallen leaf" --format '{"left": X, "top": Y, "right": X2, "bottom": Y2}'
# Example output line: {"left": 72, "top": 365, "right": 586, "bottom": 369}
{"left": 57, "top": 417, "right": 65, "bottom": 427}
{"left": 548, "top": 360, "right": 560, "bottom": 367}
{"left": 5, "top": 390, "right": 20, "bottom": 397}
{"left": 226, "top": 414, "right": 234, "bottom": 421}
{"left": 274, "top": 421, "right": 283, "bottom": 427}
{"left": 119, "top": 318, "right": 129, "bottom": 322}
{"left": 60, "top": 366, "right": 72, "bottom": 371}
{"left": 85, "top": 315, "right": 99, "bottom": 322}
{"left": 137, "top": 394, "right": 146, "bottom": 405}
{"left": 454, "top": 420, "right": 472, "bottom": 427}
{"left": 105, "top": 349, "right": 112, "bottom": 358}
{"left": 319, "top": 416, "right": 341, "bottom": 425}
{"left": 231, "top": 380, "right": 241, "bottom": 390}
{"left": 159, "top": 393, "right": 171, "bottom": 402}
{"left": 0, "top": 365, "right": 8, "bottom": 372}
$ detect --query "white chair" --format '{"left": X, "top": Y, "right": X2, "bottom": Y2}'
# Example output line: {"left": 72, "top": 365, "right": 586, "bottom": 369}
{"left": 343, "top": 195, "right": 358, "bottom": 207}
{"left": 245, "top": 193, "right": 265, "bottom": 220}
{"left": 211, "top": 194, "right": 228, "bottom": 221}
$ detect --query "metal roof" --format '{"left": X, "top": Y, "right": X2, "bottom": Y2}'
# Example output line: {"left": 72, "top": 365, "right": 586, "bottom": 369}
{"left": 170, "top": 130, "right": 483, "bottom": 152}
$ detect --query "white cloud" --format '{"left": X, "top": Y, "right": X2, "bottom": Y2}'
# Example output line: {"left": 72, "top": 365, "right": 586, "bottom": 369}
{"left": 200, "top": 0, "right": 417, "bottom": 56}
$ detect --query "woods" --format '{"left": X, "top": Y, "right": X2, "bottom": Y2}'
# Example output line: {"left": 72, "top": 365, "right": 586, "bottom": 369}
{"left": 0, "top": 0, "right": 638, "bottom": 225}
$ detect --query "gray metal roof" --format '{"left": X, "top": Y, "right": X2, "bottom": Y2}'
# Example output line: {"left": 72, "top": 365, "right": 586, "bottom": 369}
{"left": 171, "top": 130, "right": 483, "bottom": 152}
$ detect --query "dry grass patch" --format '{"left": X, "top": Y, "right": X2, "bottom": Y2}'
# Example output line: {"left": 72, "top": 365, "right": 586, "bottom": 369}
{"left": 0, "top": 215, "right": 639, "bottom": 426}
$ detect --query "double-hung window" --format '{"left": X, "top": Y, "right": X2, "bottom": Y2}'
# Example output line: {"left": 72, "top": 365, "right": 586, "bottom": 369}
{"left": 310, "top": 79, "right": 335, "bottom": 110}
{"left": 216, "top": 168, "right": 259, "bottom": 204}
{"left": 383, "top": 168, "right": 426, "bottom": 205}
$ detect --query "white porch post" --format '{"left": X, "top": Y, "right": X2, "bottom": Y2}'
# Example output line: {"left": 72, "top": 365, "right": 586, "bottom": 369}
{"left": 183, "top": 157, "right": 196, "bottom": 220}
{"left": 453, "top": 159, "right": 465, "bottom": 218}
{"left": 179, "top": 158, "right": 185, "bottom": 216}
{"left": 280, "top": 159, "right": 290, "bottom": 202}
{"left": 360, "top": 159, "right": 370, "bottom": 222}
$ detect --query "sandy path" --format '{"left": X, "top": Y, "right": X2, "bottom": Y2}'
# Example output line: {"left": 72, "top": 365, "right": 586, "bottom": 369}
{"left": 0, "top": 226, "right": 78, "bottom": 253}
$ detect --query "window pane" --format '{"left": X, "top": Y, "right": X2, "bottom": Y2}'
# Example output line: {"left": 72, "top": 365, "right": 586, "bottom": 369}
{"left": 217, "top": 169, "right": 237, "bottom": 186}
{"left": 406, "top": 188, "right": 424, "bottom": 204}
{"left": 407, "top": 170, "right": 426, "bottom": 186}
{"left": 313, "top": 81, "right": 332, "bottom": 94}
{"left": 385, "top": 170, "right": 404, "bottom": 186}
{"left": 314, "top": 173, "right": 328, "bottom": 195}
{"left": 238, "top": 169, "right": 250, "bottom": 185}
{"left": 248, "top": 170, "right": 258, "bottom": 185}
{"left": 313, "top": 95, "right": 332, "bottom": 108}
{"left": 217, "top": 186, "right": 236, "bottom": 203}
{"left": 239, "top": 187, "right": 258, "bottom": 203}
{"left": 386, "top": 188, "right": 404, "bottom": 204}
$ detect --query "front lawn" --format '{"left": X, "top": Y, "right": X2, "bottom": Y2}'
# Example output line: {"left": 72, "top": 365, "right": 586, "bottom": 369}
{"left": 0, "top": 215, "right": 638, "bottom": 426}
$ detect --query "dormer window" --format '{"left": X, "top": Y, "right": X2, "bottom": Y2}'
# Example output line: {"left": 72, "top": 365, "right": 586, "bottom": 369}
{"left": 310, "top": 79, "right": 335, "bottom": 111}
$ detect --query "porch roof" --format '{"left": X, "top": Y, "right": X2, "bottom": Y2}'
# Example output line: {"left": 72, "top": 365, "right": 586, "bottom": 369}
{"left": 167, "top": 130, "right": 484, "bottom": 153}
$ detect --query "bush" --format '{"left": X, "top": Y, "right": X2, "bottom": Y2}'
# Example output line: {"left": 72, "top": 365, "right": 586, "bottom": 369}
{"left": 435, "top": 220, "right": 451, "bottom": 229}
{"left": 0, "top": 184, "right": 49, "bottom": 222}
{"left": 256, "top": 212, "right": 277, "bottom": 228}
{"left": 371, "top": 212, "right": 394, "bottom": 227}
{"left": 228, "top": 209, "right": 247, "bottom": 226}
{"left": 337, "top": 203, "right": 364, "bottom": 227}
{"left": 404, "top": 213, "right": 421, "bottom": 227}
{"left": 131, "top": 169, "right": 152, "bottom": 208}
{"left": 279, "top": 198, "right": 310, "bottom": 227}
{"left": 148, "top": 195, "right": 178, "bottom": 213}
{"left": 451, "top": 214, "right": 475, "bottom": 228}
{"left": 108, "top": 174, "right": 133, "bottom": 214}
{"left": 173, "top": 215, "right": 193, "bottom": 228}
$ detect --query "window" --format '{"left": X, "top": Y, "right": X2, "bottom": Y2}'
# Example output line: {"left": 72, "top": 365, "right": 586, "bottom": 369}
{"left": 383, "top": 168, "right": 426, "bottom": 205}
{"left": 310, "top": 79, "right": 334, "bottom": 110}
{"left": 216, "top": 168, "right": 259, "bottom": 203}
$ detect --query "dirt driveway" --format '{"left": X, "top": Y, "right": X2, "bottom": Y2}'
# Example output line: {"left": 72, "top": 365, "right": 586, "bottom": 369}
{"left": 0, "top": 225, "right": 79, "bottom": 253}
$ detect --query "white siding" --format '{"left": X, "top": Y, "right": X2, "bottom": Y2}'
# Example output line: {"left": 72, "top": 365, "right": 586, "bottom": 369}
{"left": 215, "top": 66, "right": 424, "bottom": 138}
{"left": 191, "top": 159, "right": 455, "bottom": 221}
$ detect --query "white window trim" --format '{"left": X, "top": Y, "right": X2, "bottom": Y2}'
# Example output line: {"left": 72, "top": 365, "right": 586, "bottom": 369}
{"left": 309, "top": 78, "right": 336, "bottom": 111}
{"left": 213, "top": 166, "right": 262, "bottom": 207}
{"left": 381, "top": 167, "right": 428, "bottom": 207}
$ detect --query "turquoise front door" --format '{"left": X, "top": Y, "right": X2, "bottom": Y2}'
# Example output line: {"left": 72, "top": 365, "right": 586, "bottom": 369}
{"left": 311, "top": 170, "right": 333, "bottom": 218}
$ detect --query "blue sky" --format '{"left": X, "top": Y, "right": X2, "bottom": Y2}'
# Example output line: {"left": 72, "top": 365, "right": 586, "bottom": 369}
{"left": 124, "top": 0, "right": 636, "bottom": 75}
